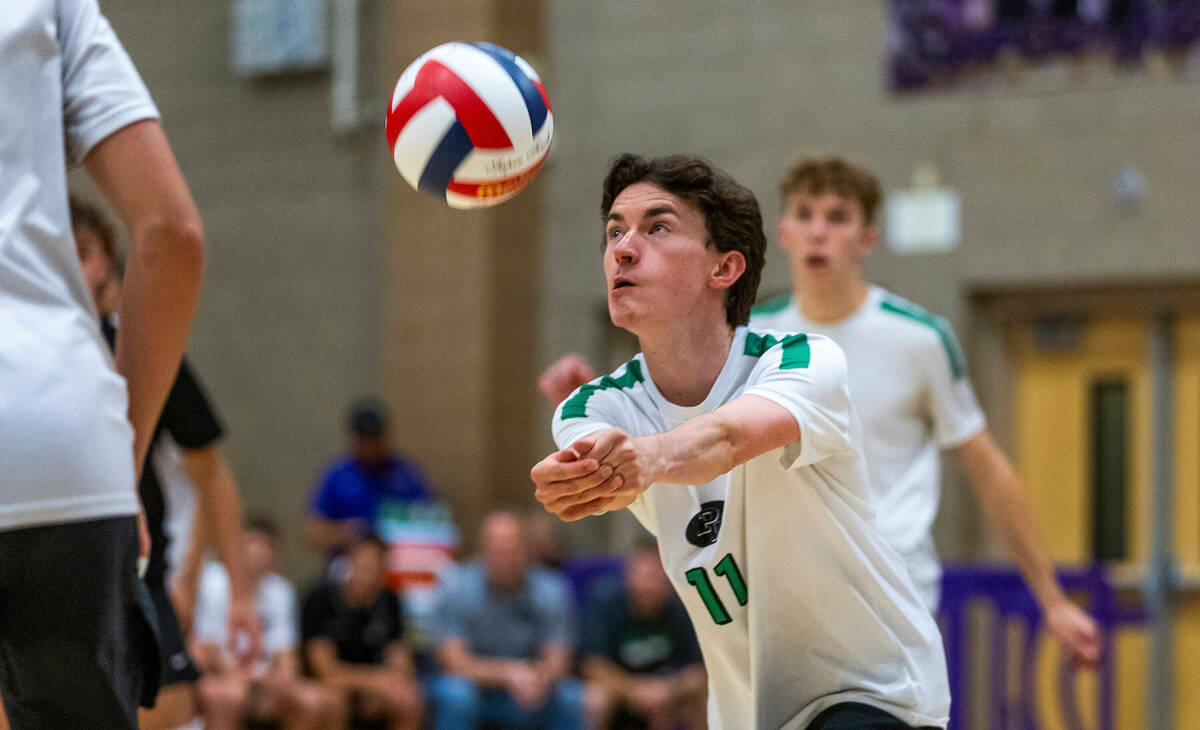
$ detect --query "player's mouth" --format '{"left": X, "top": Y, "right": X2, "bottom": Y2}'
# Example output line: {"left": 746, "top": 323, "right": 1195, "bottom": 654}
{"left": 612, "top": 277, "right": 635, "bottom": 290}
{"left": 804, "top": 254, "right": 830, "bottom": 269}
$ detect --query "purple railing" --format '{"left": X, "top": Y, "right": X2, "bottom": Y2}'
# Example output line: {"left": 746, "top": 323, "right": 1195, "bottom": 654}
{"left": 562, "top": 558, "right": 1143, "bottom": 729}
{"left": 939, "top": 563, "right": 1145, "bottom": 730}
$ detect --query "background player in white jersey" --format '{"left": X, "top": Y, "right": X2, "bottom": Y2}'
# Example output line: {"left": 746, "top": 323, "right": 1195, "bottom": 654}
{"left": 749, "top": 157, "right": 1099, "bottom": 666}
{"left": 531, "top": 154, "right": 950, "bottom": 729}
{"left": 0, "top": 1, "right": 205, "bottom": 727}
{"left": 539, "top": 157, "right": 1102, "bottom": 669}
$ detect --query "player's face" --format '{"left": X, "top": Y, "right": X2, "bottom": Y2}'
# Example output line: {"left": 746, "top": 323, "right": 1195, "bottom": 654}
{"left": 777, "top": 191, "right": 876, "bottom": 288}
{"left": 74, "top": 225, "right": 114, "bottom": 308}
{"left": 482, "top": 515, "right": 528, "bottom": 587}
{"left": 603, "top": 183, "right": 727, "bottom": 334}
{"left": 244, "top": 530, "right": 276, "bottom": 577}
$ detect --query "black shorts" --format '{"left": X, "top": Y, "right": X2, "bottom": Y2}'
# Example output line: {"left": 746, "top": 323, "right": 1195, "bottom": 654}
{"left": 0, "top": 516, "right": 159, "bottom": 730}
{"left": 145, "top": 575, "right": 201, "bottom": 688}
{"left": 806, "top": 702, "right": 941, "bottom": 730}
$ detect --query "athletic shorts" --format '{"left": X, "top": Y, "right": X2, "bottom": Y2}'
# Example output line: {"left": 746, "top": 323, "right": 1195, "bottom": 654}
{"left": 145, "top": 576, "right": 201, "bottom": 688}
{"left": 806, "top": 702, "right": 941, "bottom": 729}
{"left": 0, "top": 516, "right": 159, "bottom": 730}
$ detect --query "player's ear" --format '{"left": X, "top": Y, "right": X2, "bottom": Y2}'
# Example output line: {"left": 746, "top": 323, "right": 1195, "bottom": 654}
{"left": 860, "top": 224, "right": 878, "bottom": 257}
{"left": 710, "top": 250, "right": 746, "bottom": 291}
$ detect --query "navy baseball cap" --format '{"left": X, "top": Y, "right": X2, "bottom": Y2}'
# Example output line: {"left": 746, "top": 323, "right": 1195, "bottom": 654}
{"left": 348, "top": 399, "right": 388, "bottom": 437}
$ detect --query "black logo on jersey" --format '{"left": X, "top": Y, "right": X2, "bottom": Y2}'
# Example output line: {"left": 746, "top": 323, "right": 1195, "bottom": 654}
{"left": 685, "top": 501, "right": 724, "bottom": 547}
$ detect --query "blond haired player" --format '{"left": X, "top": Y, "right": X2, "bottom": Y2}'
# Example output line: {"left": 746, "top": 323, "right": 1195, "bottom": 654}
{"left": 532, "top": 154, "right": 949, "bottom": 729}
{"left": 540, "top": 157, "right": 1101, "bottom": 669}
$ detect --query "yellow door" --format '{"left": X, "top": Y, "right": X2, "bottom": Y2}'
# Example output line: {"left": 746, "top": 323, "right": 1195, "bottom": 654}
{"left": 1011, "top": 314, "right": 1200, "bottom": 729}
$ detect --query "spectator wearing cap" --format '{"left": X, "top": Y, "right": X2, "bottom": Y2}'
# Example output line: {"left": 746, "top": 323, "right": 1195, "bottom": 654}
{"left": 304, "top": 399, "right": 437, "bottom": 556}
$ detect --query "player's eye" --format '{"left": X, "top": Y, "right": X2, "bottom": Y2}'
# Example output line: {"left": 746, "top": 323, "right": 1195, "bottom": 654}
{"left": 649, "top": 222, "right": 667, "bottom": 234}
{"left": 796, "top": 207, "right": 812, "bottom": 220}
{"left": 828, "top": 209, "right": 848, "bottom": 224}
{"left": 607, "top": 227, "right": 622, "bottom": 239}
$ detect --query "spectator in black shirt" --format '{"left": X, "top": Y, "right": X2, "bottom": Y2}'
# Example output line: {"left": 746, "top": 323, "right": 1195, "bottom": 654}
{"left": 582, "top": 539, "right": 707, "bottom": 730}
{"left": 72, "top": 197, "right": 260, "bottom": 730}
{"left": 301, "top": 535, "right": 423, "bottom": 730}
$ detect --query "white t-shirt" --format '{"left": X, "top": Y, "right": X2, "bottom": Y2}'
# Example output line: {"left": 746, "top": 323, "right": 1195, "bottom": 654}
{"left": 0, "top": 0, "right": 159, "bottom": 531}
{"left": 553, "top": 327, "right": 950, "bottom": 730}
{"left": 194, "top": 561, "right": 299, "bottom": 669}
{"left": 751, "top": 287, "right": 986, "bottom": 609}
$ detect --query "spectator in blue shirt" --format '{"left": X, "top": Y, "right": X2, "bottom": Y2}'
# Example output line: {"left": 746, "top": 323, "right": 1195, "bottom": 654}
{"left": 305, "top": 399, "right": 436, "bottom": 555}
{"left": 430, "top": 511, "right": 585, "bottom": 730}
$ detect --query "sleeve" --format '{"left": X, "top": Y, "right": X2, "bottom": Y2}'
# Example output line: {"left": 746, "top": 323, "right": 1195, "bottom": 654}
{"left": 159, "top": 358, "right": 224, "bottom": 450}
{"left": 263, "top": 579, "right": 299, "bottom": 654}
{"left": 742, "top": 333, "right": 855, "bottom": 469}
{"left": 385, "top": 592, "right": 405, "bottom": 644}
{"left": 550, "top": 362, "right": 656, "bottom": 527}
{"left": 433, "top": 567, "right": 469, "bottom": 644}
{"left": 550, "top": 362, "right": 641, "bottom": 450}
{"left": 536, "top": 572, "right": 574, "bottom": 649}
{"left": 300, "top": 584, "right": 332, "bottom": 643}
{"left": 57, "top": 0, "right": 160, "bottom": 164}
{"left": 191, "top": 563, "right": 229, "bottom": 644}
{"left": 308, "top": 467, "right": 347, "bottom": 520}
{"left": 920, "top": 324, "right": 987, "bottom": 448}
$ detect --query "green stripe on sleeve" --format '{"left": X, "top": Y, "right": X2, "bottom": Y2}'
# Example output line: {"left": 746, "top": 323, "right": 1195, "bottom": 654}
{"left": 560, "top": 359, "right": 645, "bottom": 420}
{"left": 879, "top": 297, "right": 965, "bottom": 379}
{"left": 744, "top": 331, "right": 810, "bottom": 369}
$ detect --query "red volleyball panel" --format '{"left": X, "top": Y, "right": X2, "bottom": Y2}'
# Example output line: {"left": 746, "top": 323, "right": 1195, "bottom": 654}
{"left": 387, "top": 60, "right": 513, "bottom": 151}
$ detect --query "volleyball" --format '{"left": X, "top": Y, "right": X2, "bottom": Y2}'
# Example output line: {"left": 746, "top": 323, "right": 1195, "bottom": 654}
{"left": 386, "top": 42, "right": 553, "bottom": 209}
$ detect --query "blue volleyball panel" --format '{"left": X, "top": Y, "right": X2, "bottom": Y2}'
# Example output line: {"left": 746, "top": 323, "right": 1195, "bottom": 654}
{"left": 470, "top": 42, "right": 548, "bottom": 135}
{"left": 418, "top": 120, "right": 474, "bottom": 200}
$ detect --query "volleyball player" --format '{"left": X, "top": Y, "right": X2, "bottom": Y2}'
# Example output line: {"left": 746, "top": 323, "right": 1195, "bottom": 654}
{"left": 0, "top": 0, "right": 205, "bottom": 726}
{"left": 532, "top": 154, "right": 949, "bottom": 729}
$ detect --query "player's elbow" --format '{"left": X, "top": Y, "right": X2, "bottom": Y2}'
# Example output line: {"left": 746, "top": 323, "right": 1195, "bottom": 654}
{"left": 130, "top": 213, "right": 206, "bottom": 277}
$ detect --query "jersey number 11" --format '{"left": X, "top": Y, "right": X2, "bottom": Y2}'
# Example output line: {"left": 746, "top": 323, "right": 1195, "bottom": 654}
{"left": 684, "top": 553, "right": 747, "bottom": 625}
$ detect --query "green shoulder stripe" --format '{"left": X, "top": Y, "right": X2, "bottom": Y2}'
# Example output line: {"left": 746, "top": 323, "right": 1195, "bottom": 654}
{"left": 879, "top": 295, "right": 965, "bottom": 379}
{"left": 560, "top": 359, "right": 644, "bottom": 420}
{"left": 750, "top": 294, "right": 793, "bottom": 317}
{"left": 744, "top": 331, "right": 810, "bottom": 369}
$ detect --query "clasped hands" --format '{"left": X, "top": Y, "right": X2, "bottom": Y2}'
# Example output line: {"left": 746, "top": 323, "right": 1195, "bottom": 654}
{"left": 531, "top": 428, "right": 656, "bottom": 521}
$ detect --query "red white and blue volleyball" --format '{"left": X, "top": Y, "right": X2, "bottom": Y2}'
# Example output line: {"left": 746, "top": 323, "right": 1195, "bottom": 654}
{"left": 386, "top": 42, "right": 553, "bottom": 209}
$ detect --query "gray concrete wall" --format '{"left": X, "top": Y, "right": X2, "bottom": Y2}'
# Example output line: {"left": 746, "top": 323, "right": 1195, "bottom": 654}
{"left": 539, "top": 1, "right": 1200, "bottom": 557}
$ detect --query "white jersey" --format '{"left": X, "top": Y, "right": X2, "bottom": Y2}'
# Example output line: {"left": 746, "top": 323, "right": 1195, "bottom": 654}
{"left": 553, "top": 327, "right": 949, "bottom": 730}
{"left": 194, "top": 561, "right": 299, "bottom": 670}
{"left": 0, "top": 0, "right": 158, "bottom": 530}
{"left": 751, "top": 287, "right": 986, "bottom": 609}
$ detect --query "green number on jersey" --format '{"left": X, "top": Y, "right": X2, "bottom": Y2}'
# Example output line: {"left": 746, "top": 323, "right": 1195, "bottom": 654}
{"left": 684, "top": 553, "right": 747, "bottom": 625}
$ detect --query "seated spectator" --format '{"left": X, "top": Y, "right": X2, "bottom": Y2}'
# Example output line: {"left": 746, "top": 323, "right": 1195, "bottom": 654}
{"left": 191, "top": 517, "right": 339, "bottom": 729}
{"left": 304, "top": 399, "right": 457, "bottom": 659}
{"left": 301, "top": 535, "right": 423, "bottom": 730}
{"left": 431, "top": 511, "right": 584, "bottom": 730}
{"left": 582, "top": 539, "right": 707, "bottom": 730}
{"left": 305, "top": 399, "right": 441, "bottom": 555}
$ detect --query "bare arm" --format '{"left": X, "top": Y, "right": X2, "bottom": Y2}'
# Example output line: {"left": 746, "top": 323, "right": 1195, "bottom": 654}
{"left": 533, "top": 395, "right": 799, "bottom": 521}
{"left": 957, "top": 430, "right": 1101, "bottom": 667}
{"left": 83, "top": 119, "right": 205, "bottom": 472}
{"left": 538, "top": 354, "right": 597, "bottom": 406}
{"left": 306, "top": 638, "right": 395, "bottom": 691}
{"left": 534, "top": 643, "right": 571, "bottom": 683}
{"left": 304, "top": 516, "right": 368, "bottom": 553}
{"left": 581, "top": 656, "right": 638, "bottom": 703}
{"left": 182, "top": 445, "right": 261, "bottom": 662}
{"left": 437, "top": 638, "right": 521, "bottom": 688}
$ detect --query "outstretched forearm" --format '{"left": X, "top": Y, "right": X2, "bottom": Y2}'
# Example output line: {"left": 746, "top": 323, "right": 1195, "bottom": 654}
{"left": 958, "top": 431, "right": 1065, "bottom": 608}
{"left": 639, "top": 395, "right": 800, "bottom": 486}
